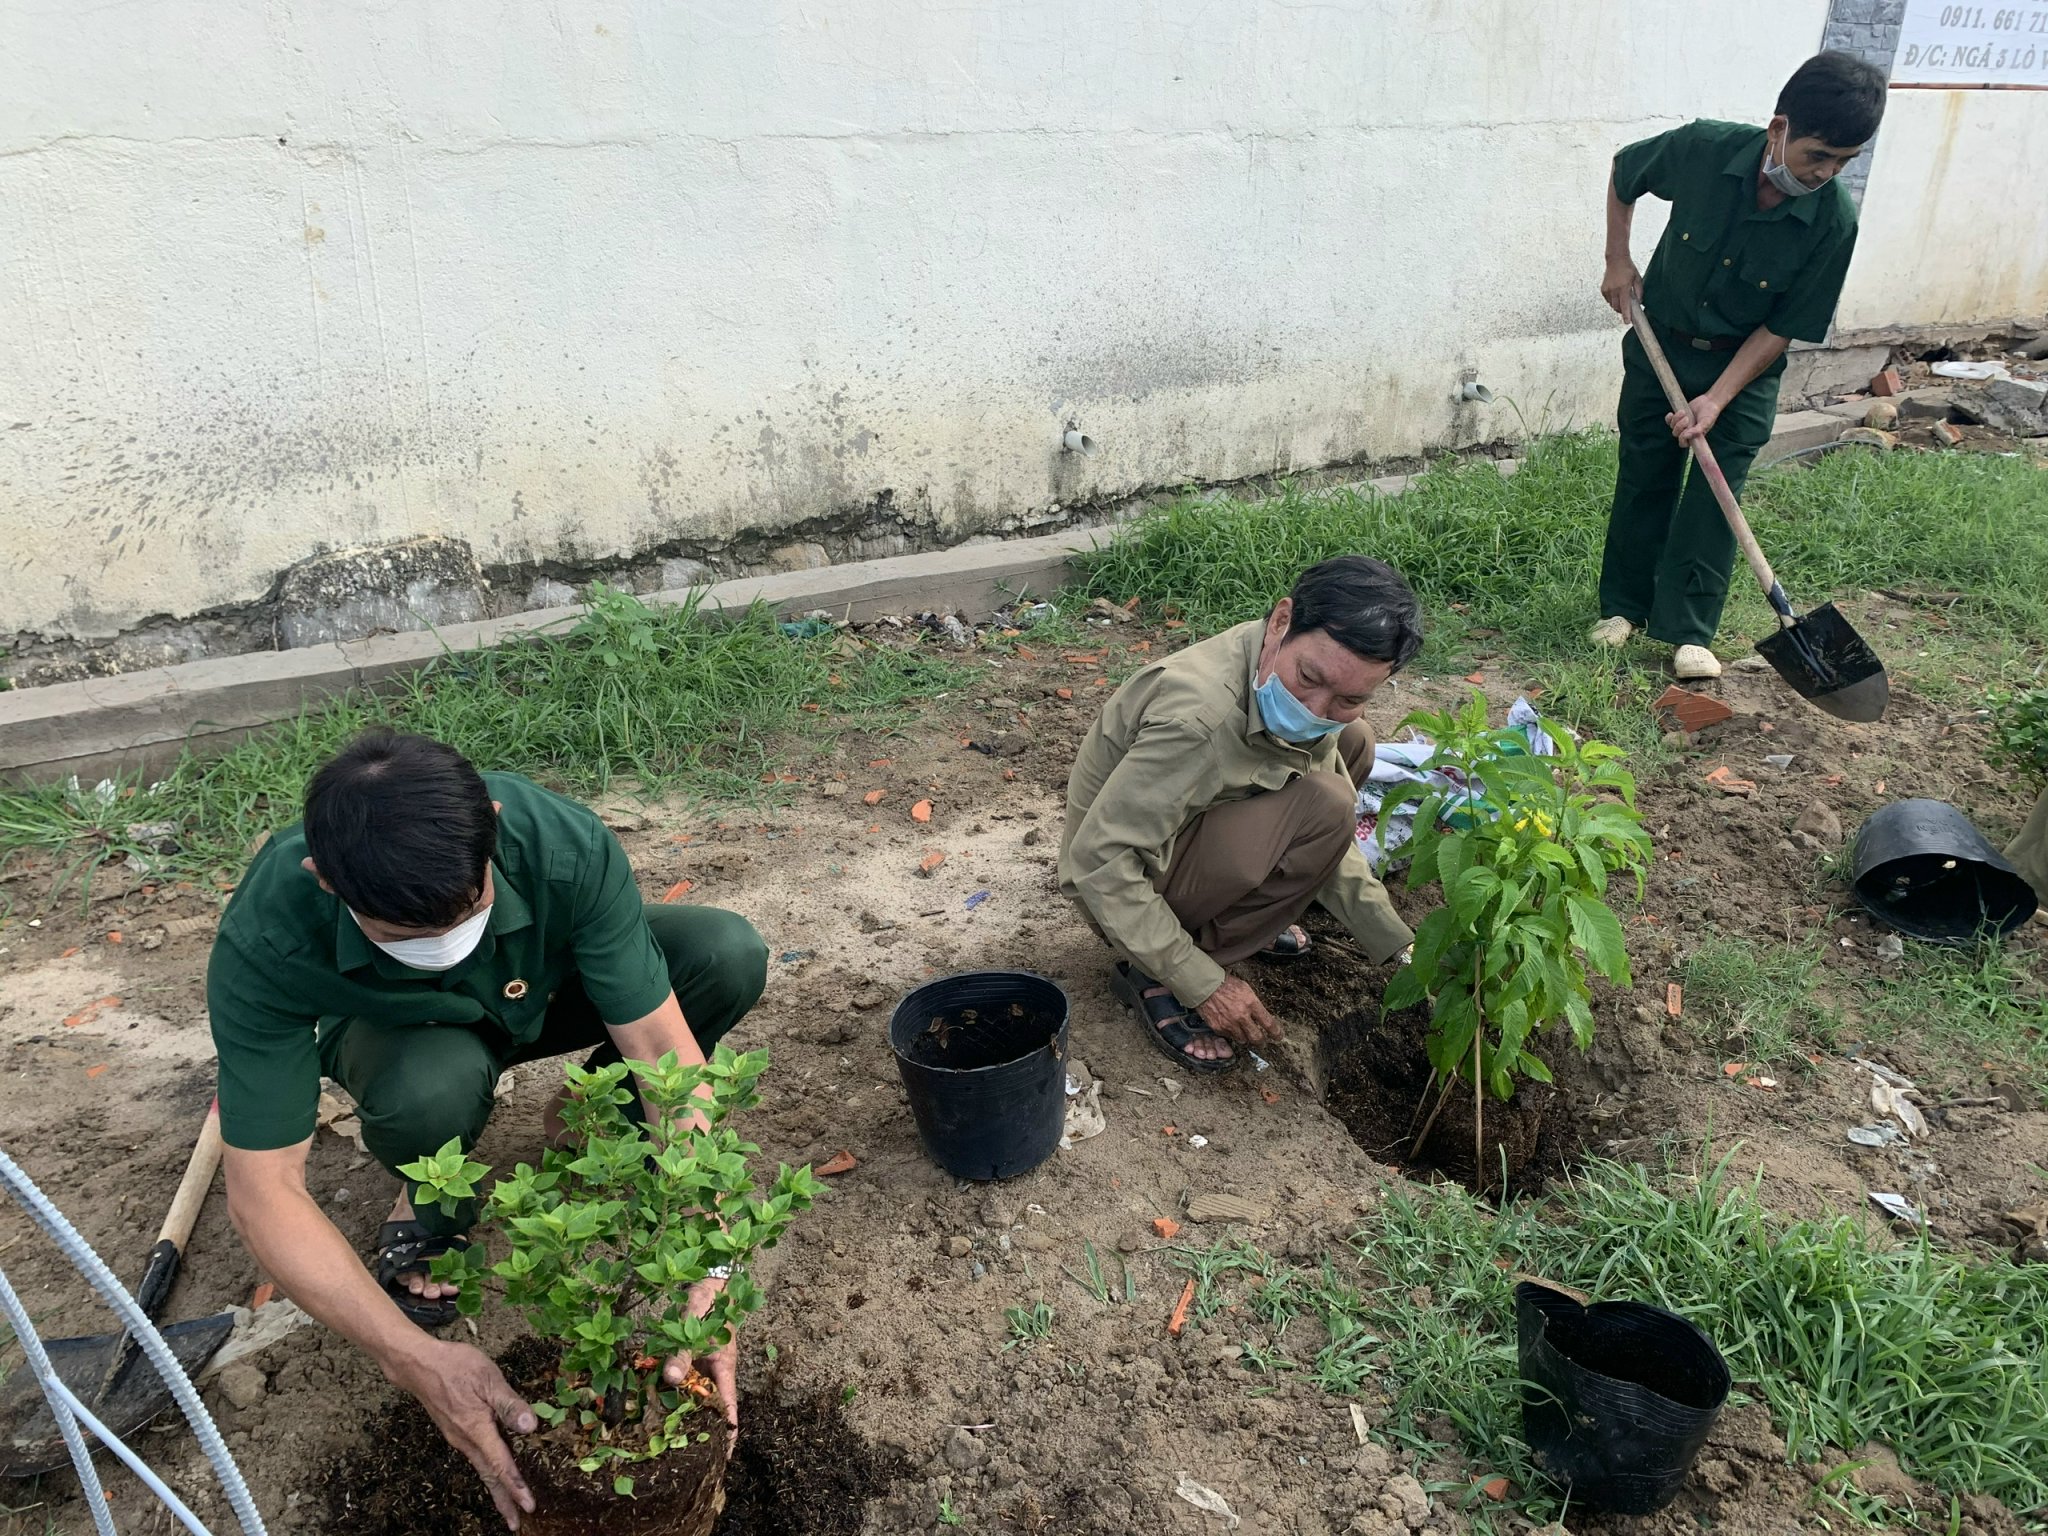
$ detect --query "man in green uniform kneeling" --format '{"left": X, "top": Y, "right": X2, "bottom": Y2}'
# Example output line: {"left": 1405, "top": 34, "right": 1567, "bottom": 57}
{"left": 207, "top": 730, "right": 767, "bottom": 1528}
{"left": 1593, "top": 51, "right": 1887, "bottom": 680}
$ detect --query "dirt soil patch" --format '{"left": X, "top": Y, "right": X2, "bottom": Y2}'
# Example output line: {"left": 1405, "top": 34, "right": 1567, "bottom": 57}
{"left": 3, "top": 612, "right": 2044, "bottom": 1534}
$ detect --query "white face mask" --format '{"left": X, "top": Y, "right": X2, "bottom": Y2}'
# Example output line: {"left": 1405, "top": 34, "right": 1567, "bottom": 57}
{"left": 1763, "top": 139, "right": 1822, "bottom": 198}
{"left": 353, "top": 903, "right": 493, "bottom": 971}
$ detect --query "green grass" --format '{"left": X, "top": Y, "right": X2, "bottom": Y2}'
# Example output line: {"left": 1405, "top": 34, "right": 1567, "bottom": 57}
{"left": 1855, "top": 944, "right": 2048, "bottom": 1106}
{"left": 1682, "top": 935, "right": 1838, "bottom": 1068}
{"left": 1076, "top": 434, "right": 2048, "bottom": 754}
{"left": 1192, "top": 1151, "right": 2048, "bottom": 1525}
{"left": 1679, "top": 931, "right": 2048, "bottom": 1105}
{"left": 0, "top": 587, "right": 962, "bottom": 899}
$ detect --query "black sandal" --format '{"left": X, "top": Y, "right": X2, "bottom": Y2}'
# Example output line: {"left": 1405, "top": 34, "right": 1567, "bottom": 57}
{"left": 1109, "top": 962, "right": 1236, "bottom": 1075}
{"left": 1257, "top": 925, "right": 1313, "bottom": 960}
{"left": 373, "top": 1221, "right": 471, "bottom": 1330}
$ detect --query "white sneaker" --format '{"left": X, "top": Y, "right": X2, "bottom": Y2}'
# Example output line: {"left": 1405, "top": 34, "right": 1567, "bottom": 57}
{"left": 1587, "top": 616, "right": 1635, "bottom": 647}
{"left": 1673, "top": 645, "right": 1723, "bottom": 680}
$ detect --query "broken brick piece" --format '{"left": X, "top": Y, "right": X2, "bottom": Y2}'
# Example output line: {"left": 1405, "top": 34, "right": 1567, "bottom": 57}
{"left": 1932, "top": 420, "right": 1964, "bottom": 448}
{"left": 1704, "top": 765, "right": 1757, "bottom": 797}
{"left": 1652, "top": 685, "right": 1734, "bottom": 734}
{"left": 1151, "top": 1217, "right": 1181, "bottom": 1240}
{"left": 816, "top": 1150, "right": 858, "bottom": 1177}
{"left": 916, "top": 850, "right": 948, "bottom": 877}
{"left": 1870, "top": 367, "right": 1903, "bottom": 396}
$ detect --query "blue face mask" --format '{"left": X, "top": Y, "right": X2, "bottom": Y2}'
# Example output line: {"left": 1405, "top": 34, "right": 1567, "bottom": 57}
{"left": 1255, "top": 670, "right": 1344, "bottom": 744}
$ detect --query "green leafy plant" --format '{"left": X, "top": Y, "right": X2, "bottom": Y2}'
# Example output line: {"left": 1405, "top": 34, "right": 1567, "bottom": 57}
{"left": 1001, "top": 1301, "right": 1055, "bottom": 1351}
{"left": 938, "top": 1496, "right": 966, "bottom": 1526}
{"left": 403, "top": 1046, "right": 819, "bottom": 1472}
{"left": 1985, "top": 685, "right": 2048, "bottom": 788}
{"left": 1378, "top": 693, "right": 1651, "bottom": 1161}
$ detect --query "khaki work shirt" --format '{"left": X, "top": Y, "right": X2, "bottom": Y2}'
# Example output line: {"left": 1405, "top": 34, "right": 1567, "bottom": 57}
{"left": 1059, "top": 621, "right": 1413, "bottom": 1005}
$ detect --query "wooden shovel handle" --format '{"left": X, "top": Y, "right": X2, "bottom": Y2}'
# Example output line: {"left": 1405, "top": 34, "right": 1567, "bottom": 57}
{"left": 128, "top": 1098, "right": 224, "bottom": 1324}
{"left": 1627, "top": 300, "right": 1792, "bottom": 620}
{"left": 158, "top": 1098, "right": 224, "bottom": 1250}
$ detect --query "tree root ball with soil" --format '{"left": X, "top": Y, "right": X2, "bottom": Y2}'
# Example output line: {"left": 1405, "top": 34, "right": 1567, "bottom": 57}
{"left": 320, "top": 1337, "right": 904, "bottom": 1536}
{"left": 519, "top": 1406, "right": 731, "bottom": 1536}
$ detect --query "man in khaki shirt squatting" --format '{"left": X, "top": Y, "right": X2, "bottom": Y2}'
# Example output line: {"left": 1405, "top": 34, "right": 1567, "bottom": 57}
{"left": 1060, "top": 558, "right": 1422, "bottom": 1071}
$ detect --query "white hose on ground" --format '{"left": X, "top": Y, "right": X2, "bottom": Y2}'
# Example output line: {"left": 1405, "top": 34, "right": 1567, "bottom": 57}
{"left": 30, "top": 1356, "right": 220, "bottom": 1536}
{"left": 0, "top": 1262, "right": 119, "bottom": 1536}
{"left": 0, "top": 1145, "right": 268, "bottom": 1536}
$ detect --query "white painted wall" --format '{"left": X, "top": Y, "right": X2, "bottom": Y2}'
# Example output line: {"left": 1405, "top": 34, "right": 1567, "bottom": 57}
{"left": 0, "top": 0, "right": 1872, "bottom": 644}
{"left": 1836, "top": 88, "right": 2048, "bottom": 333}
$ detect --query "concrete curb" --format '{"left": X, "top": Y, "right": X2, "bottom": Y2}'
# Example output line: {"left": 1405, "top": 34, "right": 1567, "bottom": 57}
{"left": 2, "top": 527, "right": 1114, "bottom": 787}
{"left": 0, "top": 429, "right": 1813, "bottom": 790}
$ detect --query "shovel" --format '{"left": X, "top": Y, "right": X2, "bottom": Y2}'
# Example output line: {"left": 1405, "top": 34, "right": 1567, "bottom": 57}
{"left": 1, "top": 1101, "right": 236, "bottom": 1478}
{"left": 1628, "top": 299, "right": 1889, "bottom": 723}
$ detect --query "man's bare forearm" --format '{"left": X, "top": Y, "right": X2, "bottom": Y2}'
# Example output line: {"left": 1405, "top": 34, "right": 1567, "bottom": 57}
{"left": 1605, "top": 174, "right": 1635, "bottom": 263}
{"left": 225, "top": 1157, "right": 432, "bottom": 1378}
{"left": 608, "top": 993, "right": 713, "bottom": 1136}
{"left": 1707, "top": 327, "right": 1791, "bottom": 410}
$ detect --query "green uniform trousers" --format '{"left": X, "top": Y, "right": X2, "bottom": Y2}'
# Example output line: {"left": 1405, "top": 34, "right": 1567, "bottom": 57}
{"left": 319, "top": 903, "right": 768, "bottom": 1235}
{"left": 1597, "top": 325, "right": 1782, "bottom": 649}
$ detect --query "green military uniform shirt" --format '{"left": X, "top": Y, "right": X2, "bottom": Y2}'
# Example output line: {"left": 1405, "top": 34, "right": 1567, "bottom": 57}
{"left": 207, "top": 772, "right": 671, "bottom": 1151}
{"left": 1614, "top": 119, "right": 1859, "bottom": 346}
{"left": 1059, "top": 621, "right": 1413, "bottom": 1005}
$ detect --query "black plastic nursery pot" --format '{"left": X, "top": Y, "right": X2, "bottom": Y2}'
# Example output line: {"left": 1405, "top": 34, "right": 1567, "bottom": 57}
{"left": 889, "top": 970, "right": 1070, "bottom": 1181}
{"left": 1849, "top": 798, "right": 2039, "bottom": 944}
{"left": 1516, "top": 1281, "right": 1731, "bottom": 1515}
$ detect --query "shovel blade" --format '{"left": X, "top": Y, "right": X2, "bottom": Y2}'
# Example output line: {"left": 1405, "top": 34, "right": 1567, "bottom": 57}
{"left": 0, "top": 1313, "right": 236, "bottom": 1478}
{"left": 1755, "top": 602, "right": 1889, "bottom": 723}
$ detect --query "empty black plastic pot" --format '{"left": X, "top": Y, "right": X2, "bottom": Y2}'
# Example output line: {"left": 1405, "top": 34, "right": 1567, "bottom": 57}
{"left": 1849, "top": 798, "right": 2038, "bottom": 944}
{"left": 1517, "top": 1282, "right": 1731, "bottom": 1514}
{"left": 889, "top": 971, "right": 1070, "bottom": 1181}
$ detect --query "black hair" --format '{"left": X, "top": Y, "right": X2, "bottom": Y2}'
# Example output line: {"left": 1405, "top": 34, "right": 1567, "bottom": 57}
{"left": 1284, "top": 556, "right": 1425, "bottom": 672}
{"left": 302, "top": 729, "right": 496, "bottom": 929}
{"left": 1777, "top": 51, "right": 1887, "bottom": 147}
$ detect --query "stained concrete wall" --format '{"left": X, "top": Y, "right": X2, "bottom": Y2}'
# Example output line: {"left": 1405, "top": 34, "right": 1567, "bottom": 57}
{"left": 1835, "top": 88, "right": 2048, "bottom": 333}
{"left": 3, "top": 0, "right": 1855, "bottom": 647}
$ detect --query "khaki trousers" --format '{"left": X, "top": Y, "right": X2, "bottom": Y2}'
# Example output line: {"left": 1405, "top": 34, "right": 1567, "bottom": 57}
{"left": 2009, "top": 786, "right": 2048, "bottom": 907}
{"left": 1156, "top": 722, "right": 1371, "bottom": 967}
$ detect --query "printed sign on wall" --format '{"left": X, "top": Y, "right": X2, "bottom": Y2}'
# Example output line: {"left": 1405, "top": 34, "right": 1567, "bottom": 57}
{"left": 1892, "top": 0, "right": 2048, "bottom": 86}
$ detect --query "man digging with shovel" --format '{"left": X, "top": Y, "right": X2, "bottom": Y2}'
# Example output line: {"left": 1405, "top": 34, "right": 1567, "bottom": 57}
{"left": 1593, "top": 50, "right": 1886, "bottom": 681}
{"left": 205, "top": 729, "right": 768, "bottom": 1529}
{"left": 1060, "top": 557, "right": 1422, "bottom": 1071}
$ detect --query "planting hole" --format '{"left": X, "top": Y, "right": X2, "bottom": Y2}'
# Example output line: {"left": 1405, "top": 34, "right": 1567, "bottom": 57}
{"left": 1263, "top": 933, "right": 1584, "bottom": 1197}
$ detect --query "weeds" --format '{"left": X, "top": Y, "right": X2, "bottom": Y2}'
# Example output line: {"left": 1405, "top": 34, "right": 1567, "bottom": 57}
{"left": 0, "top": 592, "right": 961, "bottom": 897}
{"left": 1681, "top": 936, "right": 1837, "bottom": 1068}
{"left": 1001, "top": 1301, "right": 1055, "bottom": 1351}
{"left": 1985, "top": 684, "right": 2048, "bottom": 788}
{"left": 1060, "top": 1241, "right": 1132, "bottom": 1305}
{"left": 1683, "top": 932, "right": 2047, "bottom": 1104}
{"left": 1191, "top": 1151, "right": 2048, "bottom": 1522}
{"left": 1170, "top": 1238, "right": 1280, "bottom": 1326}
{"left": 1856, "top": 943, "right": 2048, "bottom": 1107}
